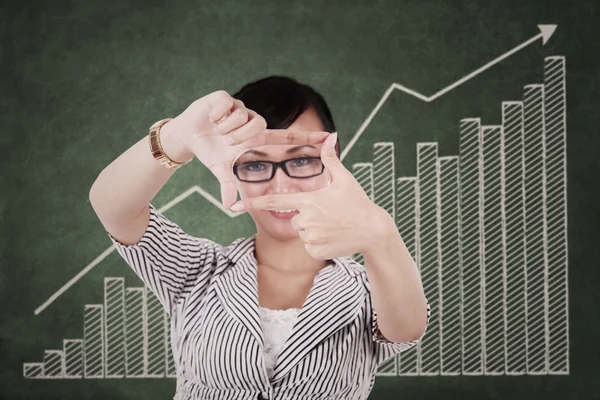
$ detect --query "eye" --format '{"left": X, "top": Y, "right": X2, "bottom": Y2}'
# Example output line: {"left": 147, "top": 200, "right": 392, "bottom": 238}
{"left": 241, "top": 162, "right": 267, "bottom": 171}
{"left": 290, "top": 157, "right": 315, "bottom": 167}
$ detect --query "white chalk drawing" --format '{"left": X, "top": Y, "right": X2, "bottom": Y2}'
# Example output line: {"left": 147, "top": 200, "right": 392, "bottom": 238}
{"left": 354, "top": 56, "right": 568, "bottom": 376}
{"left": 25, "top": 28, "right": 567, "bottom": 379}
{"left": 339, "top": 25, "right": 556, "bottom": 161}
{"left": 23, "top": 279, "right": 177, "bottom": 379}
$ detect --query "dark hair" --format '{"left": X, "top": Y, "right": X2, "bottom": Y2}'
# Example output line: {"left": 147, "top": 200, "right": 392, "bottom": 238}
{"left": 231, "top": 75, "right": 340, "bottom": 157}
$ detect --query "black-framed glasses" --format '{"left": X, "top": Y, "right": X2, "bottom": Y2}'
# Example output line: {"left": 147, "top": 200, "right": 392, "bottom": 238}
{"left": 233, "top": 157, "right": 325, "bottom": 182}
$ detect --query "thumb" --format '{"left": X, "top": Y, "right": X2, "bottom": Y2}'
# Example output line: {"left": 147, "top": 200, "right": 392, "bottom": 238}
{"left": 320, "top": 132, "right": 341, "bottom": 174}
{"left": 220, "top": 178, "right": 239, "bottom": 211}
{"left": 211, "top": 163, "right": 238, "bottom": 209}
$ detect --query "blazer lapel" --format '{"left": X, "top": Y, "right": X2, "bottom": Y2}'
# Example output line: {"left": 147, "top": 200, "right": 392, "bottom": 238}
{"left": 214, "top": 237, "right": 263, "bottom": 349}
{"left": 216, "top": 236, "right": 365, "bottom": 384}
{"left": 270, "top": 258, "right": 364, "bottom": 383}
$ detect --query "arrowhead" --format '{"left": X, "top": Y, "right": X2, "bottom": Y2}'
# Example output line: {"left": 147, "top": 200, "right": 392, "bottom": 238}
{"left": 538, "top": 25, "right": 557, "bottom": 45}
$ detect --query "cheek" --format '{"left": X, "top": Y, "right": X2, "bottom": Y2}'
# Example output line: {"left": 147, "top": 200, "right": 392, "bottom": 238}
{"left": 237, "top": 183, "right": 263, "bottom": 199}
{"left": 302, "top": 174, "right": 329, "bottom": 191}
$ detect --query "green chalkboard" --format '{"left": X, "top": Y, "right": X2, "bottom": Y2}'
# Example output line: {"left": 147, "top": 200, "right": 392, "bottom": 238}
{"left": 2, "top": 0, "right": 599, "bottom": 399}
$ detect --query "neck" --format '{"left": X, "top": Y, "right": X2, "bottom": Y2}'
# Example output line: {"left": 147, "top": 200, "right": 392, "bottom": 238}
{"left": 254, "top": 232, "right": 330, "bottom": 275}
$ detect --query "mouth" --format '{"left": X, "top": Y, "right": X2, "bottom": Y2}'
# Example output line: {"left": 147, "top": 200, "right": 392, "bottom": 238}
{"left": 269, "top": 209, "right": 299, "bottom": 219}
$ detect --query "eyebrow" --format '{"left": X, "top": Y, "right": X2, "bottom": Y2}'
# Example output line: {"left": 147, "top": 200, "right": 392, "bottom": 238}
{"left": 242, "top": 145, "right": 317, "bottom": 157}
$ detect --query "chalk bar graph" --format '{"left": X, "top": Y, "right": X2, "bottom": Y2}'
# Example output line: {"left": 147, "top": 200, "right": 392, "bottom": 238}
{"left": 352, "top": 56, "right": 568, "bottom": 376}
{"left": 24, "top": 279, "right": 176, "bottom": 379}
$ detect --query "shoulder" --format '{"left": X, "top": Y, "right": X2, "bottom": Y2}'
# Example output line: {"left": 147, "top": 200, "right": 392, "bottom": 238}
{"left": 209, "top": 236, "right": 255, "bottom": 274}
{"left": 335, "top": 256, "right": 366, "bottom": 274}
{"left": 222, "top": 236, "right": 254, "bottom": 260}
{"left": 333, "top": 256, "right": 370, "bottom": 289}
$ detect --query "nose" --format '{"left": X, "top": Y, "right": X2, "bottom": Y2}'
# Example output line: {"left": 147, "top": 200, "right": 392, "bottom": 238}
{"left": 272, "top": 164, "right": 291, "bottom": 188}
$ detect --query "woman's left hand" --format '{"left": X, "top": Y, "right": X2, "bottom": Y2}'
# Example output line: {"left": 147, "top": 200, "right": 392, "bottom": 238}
{"left": 229, "top": 132, "right": 393, "bottom": 260}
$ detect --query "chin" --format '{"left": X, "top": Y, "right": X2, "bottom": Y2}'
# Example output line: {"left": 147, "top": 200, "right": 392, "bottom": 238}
{"left": 257, "top": 214, "right": 299, "bottom": 242}
{"left": 268, "top": 225, "right": 299, "bottom": 242}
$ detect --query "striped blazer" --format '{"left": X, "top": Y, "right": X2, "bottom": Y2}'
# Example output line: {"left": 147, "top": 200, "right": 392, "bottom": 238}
{"left": 106, "top": 203, "right": 430, "bottom": 400}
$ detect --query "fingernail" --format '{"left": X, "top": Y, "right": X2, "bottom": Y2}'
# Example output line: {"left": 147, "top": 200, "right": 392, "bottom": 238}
{"left": 230, "top": 202, "right": 244, "bottom": 212}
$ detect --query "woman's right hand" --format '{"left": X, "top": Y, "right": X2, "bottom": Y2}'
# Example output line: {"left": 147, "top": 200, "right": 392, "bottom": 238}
{"left": 160, "top": 90, "right": 332, "bottom": 210}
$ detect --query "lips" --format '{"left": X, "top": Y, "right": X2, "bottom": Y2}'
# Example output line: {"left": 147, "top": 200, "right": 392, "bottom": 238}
{"left": 269, "top": 210, "right": 299, "bottom": 219}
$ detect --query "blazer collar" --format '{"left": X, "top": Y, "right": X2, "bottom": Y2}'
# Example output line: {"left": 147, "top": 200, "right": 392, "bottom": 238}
{"left": 215, "top": 235, "right": 365, "bottom": 384}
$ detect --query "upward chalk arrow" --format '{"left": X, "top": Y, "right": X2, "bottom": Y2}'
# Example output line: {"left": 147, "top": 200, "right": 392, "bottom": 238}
{"left": 340, "top": 25, "right": 557, "bottom": 161}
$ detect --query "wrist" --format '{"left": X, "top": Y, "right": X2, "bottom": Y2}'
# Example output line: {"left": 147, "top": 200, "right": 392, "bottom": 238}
{"left": 158, "top": 119, "right": 195, "bottom": 164}
{"left": 362, "top": 206, "right": 400, "bottom": 256}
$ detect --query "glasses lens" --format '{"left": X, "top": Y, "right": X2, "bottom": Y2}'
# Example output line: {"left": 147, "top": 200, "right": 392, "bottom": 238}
{"left": 236, "top": 162, "right": 273, "bottom": 182}
{"left": 285, "top": 157, "right": 323, "bottom": 178}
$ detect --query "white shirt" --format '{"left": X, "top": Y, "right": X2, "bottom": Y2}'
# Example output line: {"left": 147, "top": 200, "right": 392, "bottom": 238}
{"left": 106, "top": 203, "right": 430, "bottom": 400}
{"left": 259, "top": 306, "right": 302, "bottom": 379}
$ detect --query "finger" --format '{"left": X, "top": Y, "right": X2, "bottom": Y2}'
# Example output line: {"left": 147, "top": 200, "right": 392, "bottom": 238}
{"left": 298, "top": 230, "right": 324, "bottom": 244}
{"left": 320, "top": 132, "right": 339, "bottom": 165}
{"left": 237, "top": 128, "right": 331, "bottom": 149}
{"left": 220, "top": 178, "right": 239, "bottom": 211}
{"left": 214, "top": 100, "right": 249, "bottom": 135}
{"left": 230, "top": 192, "right": 310, "bottom": 212}
{"left": 225, "top": 109, "right": 267, "bottom": 145}
{"left": 209, "top": 161, "right": 239, "bottom": 209}
{"left": 320, "top": 132, "right": 345, "bottom": 183}
{"left": 290, "top": 215, "right": 305, "bottom": 232}
{"left": 298, "top": 229, "right": 311, "bottom": 243}
{"left": 207, "top": 91, "right": 234, "bottom": 123}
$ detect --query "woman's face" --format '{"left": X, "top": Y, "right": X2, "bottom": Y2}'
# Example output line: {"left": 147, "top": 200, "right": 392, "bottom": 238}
{"left": 234, "top": 107, "right": 331, "bottom": 241}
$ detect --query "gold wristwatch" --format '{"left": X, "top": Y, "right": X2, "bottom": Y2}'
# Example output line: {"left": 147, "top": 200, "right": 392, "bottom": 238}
{"left": 148, "top": 118, "right": 191, "bottom": 170}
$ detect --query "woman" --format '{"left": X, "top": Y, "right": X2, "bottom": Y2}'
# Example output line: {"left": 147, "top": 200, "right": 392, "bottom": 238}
{"left": 90, "top": 76, "right": 430, "bottom": 400}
